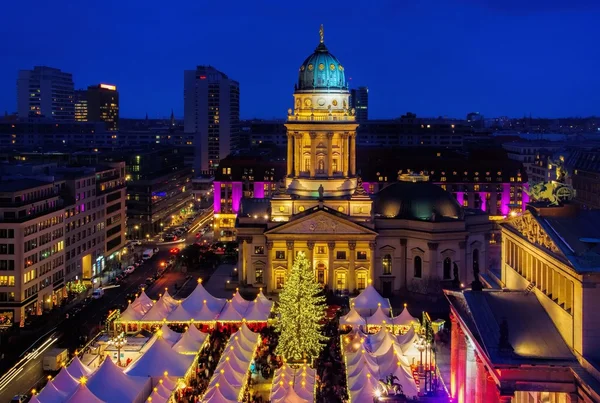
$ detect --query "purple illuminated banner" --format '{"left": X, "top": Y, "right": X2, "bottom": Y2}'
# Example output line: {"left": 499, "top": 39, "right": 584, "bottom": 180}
{"left": 213, "top": 181, "right": 221, "bottom": 213}
{"left": 254, "top": 182, "right": 265, "bottom": 199}
{"left": 232, "top": 182, "right": 243, "bottom": 213}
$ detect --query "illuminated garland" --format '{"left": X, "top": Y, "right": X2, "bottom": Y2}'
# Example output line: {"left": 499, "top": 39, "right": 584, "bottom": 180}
{"left": 274, "top": 252, "right": 327, "bottom": 361}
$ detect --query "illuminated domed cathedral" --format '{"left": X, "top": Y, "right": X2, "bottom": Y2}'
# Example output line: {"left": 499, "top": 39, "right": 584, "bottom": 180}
{"left": 236, "top": 26, "right": 493, "bottom": 296}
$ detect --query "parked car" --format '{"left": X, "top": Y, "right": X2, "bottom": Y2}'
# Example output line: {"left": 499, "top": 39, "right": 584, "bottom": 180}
{"left": 124, "top": 265, "right": 136, "bottom": 274}
{"left": 11, "top": 395, "right": 27, "bottom": 403}
{"left": 92, "top": 288, "right": 105, "bottom": 299}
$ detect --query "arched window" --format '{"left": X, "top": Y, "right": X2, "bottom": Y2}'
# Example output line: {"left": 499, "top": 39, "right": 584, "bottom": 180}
{"left": 317, "top": 159, "right": 325, "bottom": 173}
{"left": 473, "top": 249, "right": 480, "bottom": 273}
{"left": 382, "top": 254, "right": 392, "bottom": 275}
{"left": 443, "top": 257, "right": 452, "bottom": 279}
{"left": 414, "top": 256, "right": 422, "bottom": 278}
{"left": 304, "top": 157, "right": 311, "bottom": 172}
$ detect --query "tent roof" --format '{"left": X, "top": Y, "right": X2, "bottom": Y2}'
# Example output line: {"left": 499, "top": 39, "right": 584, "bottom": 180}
{"left": 87, "top": 356, "right": 149, "bottom": 402}
{"left": 241, "top": 301, "right": 270, "bottom": 322}
{"left": 37, "top": 380, "right": 69, "bottom": 402}
{"left": 125, "top": 336, "right": 195, "bottom": 378}
{"left": 217, "top": 301, "right": 243, "bottom": 322}
{"left": 392, "top": 306, "right": 418, "bottom": 327}
{"left": 202, "top": 384, "right": 238, "bottom": 403}
{"left": 365, "top": 306, "right": 392, "bottom": 326}
{"left": 350, "top": 285, "right": 391, "bottom": 316}
{"left": 66, "top": 356, "right": 93, "bottom": 379}
{"left": 340, "top": 308, "right": 366, "bottom": 326}
{"left": 231, "top": 290, "right": 251, "bottom": 313}
{"left": 51, "top": 367, "right": 79, "bottom": 396}
{"left": 181, "top": 282, "right": 226, "bottom": 313}
{"left": 66, "top": 384, "right": 105, "bottom": 403}
{"left": 142, "top": 292, "right": 179, "bottom": 322}
{"left": 159, "top": 323, "right": 183, "bottom": 345}
{"left": 169, "top": 298, "right": 221, "bottom": 322}
{"left": 120, "top": 291, "right": 154, "bottom": 321}
{"left": 172, "top": 325, "right": 208, "bottom": 354}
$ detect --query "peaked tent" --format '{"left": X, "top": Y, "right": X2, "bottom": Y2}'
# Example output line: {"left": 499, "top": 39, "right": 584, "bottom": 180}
{"left": 28, "top": 396, "right": 42, "bottom": 403}
{"left": 159, "top": 323, "right": 183, "bottom": 346}
{"left": 366, "top": 306, "right": 392, "bottom": 327}
{"left": 339, "top": 308, "right": 367, "bottom": 327}
{"left": 51, "top": 367, "right": 79, "bottom": 396}
{"left": 350, "top": 285, "right": 391, "bottom": 316}
{"left": 202, "top": 384, "right": 238, "bottom": 403}
{"left": 66, "top": 384, "right": 106, "bottom": 403}
{"left": 120, "top": 291, "right": 154, "bottom": 321}
{"left": 231, "top": 290, "right": 251, "bottom": 314}
{"left": 87, "top": 356, "right": 151, "bottom": 403}
{"left": 217, "top": 301, "right": 243, "bottom": 322}
{"left": 66, "top": 356, "right": 93, "bottom": 379}
{"left": 392, "top": 305, "right": 418, "bottom": 327}
{"left": 36, "top": 379, "right": 70, "bottom": 402}
{"left": 180, "top": 282, "right": 226, "bottom": 314}
{"left": 142, "top": 291, "right": 179, "bottom": 322}
{"left": 172, "top": 325, "right": 209, "bottom": 354}
{"left": 125, "top": 336, "right": 195, "bottom": 378}
{"left": 242, "top": 301, "right": 270, "bottom": 322}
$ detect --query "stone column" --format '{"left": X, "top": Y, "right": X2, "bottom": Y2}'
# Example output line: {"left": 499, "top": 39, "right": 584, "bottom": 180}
{"left": 286, "top": 240, "right": 294, "bottom": 272}
{"left": 475, "top": 353, "right": 487, "bottom": 403}
{"left": 349, "top": 133, "right": 356, "bottom": 176}
{"left": 327, "top": 132, "right": 334, "bottom": 177}
{"left": 428, "top": 242, "right": 439, "bottom": 279}
{"left": 342, "top": 134, "right": 349, "bottom": 177}
{"left": 310, "top": 133, "right": 317, "bottom": 177}
{"left": 485, "top": 371, "right": 500, "bottom": 403}
{"left": 294, "top": 134, "right": 301, "bottom": 176}
{"left": 287, "top": 133, "right": 293, "bottom": 176}
{"left": 327, "top": 242, "right": 335, "bottom": 289}
{"left": 465, "top": 337, "right": 477, "bottom": 403}
{"left": 369, "top": 241, "right": 376, "bottom": 282}
{"left": 266, "top": 241, "right": 273, "bottom": 292}
{"left": 348, "top": 241, "right": 356, "bottom": 292}
{"left": 450, "top": 313, "right": 459, "bottom": 399}
{"left": 567, "top": 393, "right": 579, "bottom": 403}
{"left": 456, "top": 328, "right": 467, "bottom": 403}
{"left": 498, "top": 395, "right": 513, "bottom": 403}
{"left": 307, "top": 240, "right": 315, "bottom": 272}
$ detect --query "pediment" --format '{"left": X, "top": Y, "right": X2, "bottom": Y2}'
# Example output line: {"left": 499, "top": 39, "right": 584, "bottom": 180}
{"left": 265, "top": 209, "right": 377, "bottom": 236}
{"left": 505, "top": 212, "right": 562, "bottom": 255}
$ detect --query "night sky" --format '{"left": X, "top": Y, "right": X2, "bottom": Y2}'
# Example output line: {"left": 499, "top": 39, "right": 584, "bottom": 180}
{"left": 1, "top": 0, "right": 599, "bottom": 120}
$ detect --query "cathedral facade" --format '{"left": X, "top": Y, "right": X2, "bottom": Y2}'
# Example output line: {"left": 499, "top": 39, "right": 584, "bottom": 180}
{"left": 236, "top": 28, "right": 493, "bottom": 296}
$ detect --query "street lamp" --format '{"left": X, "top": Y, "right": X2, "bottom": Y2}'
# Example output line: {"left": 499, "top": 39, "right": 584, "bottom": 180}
{"left": 108, "top": 332, "right": 127, "bottom": 366}
{"left": 414, "top": 336, "right": 426, "bottom": 374}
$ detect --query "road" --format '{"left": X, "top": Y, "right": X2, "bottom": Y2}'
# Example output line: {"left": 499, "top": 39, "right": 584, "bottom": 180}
{"left": 0, "top": 209, "right": 215, "bottom": 402}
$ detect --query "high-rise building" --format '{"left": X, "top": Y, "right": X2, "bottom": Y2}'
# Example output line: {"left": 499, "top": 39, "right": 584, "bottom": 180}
{"left": 17, "top": 66, "right": 74, "bottom": 121}
{"left": 184, "top": 66, "right": 240, "bottom": 174}
{"left": 74, "top": 84, "right": 119, "bottom": 131}
{"left": 350, "top": 86, "right": 368, "bottom": 121}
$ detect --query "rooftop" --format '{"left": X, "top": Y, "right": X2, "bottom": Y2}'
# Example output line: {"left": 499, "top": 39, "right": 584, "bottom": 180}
{"left": 0, "top": 178, "right": 52, "bottom": 192}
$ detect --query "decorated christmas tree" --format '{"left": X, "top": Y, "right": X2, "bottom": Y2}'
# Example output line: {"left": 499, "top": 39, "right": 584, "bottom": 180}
{"left": 275, "top": 251, "right": 327, "bottom": 361}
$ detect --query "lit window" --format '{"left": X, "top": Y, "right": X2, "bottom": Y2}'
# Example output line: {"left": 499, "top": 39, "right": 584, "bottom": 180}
{"left": 254, "top": 246, "right": 264, "bottom": 255}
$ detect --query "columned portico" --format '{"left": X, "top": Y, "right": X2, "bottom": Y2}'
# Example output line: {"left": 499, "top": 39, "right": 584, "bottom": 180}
{"left": 327, "top": 241, "right": 335, "bottom": 288}
{"left": 348, "top": 241, "right": 356, "bottom": 291}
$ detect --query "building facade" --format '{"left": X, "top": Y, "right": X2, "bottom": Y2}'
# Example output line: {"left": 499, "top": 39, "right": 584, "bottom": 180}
{"left": 17, "top": 66, "right": 74, "bottom": 121}
{"left": 75, "top": 84, "right": 120, "bottom": 131}
{"left": 184, "top": 66, "right": 240, "bottom": 174}
{"left": 236, "top": 28, "right": 492, "bottom": 297}
{"left": 350, "top": 86, "right": 368, "bottom": 121}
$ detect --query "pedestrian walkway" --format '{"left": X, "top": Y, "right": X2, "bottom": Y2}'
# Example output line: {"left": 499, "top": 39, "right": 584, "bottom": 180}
{"left": 204, "top": 263, "right": 235, "bottom": 298}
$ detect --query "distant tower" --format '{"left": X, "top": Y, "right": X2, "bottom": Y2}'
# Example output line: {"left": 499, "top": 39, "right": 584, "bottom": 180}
{"left": 350, "top": 86, "right": 368, "bottom": 122}
{"left": 285, "top": 24, "right": 359, "bottom": 198}
{"left": 170, "top": 109, "right": 175, "bottom": 127}
{"left": 17, "top": 66, "right": 74, "bottom": 121}
{"left": 184, "top": 66, "right": 240, "bottom": 175}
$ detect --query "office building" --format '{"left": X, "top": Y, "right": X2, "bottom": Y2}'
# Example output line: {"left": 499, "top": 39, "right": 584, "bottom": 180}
{"left": 350, "top": 86, "right": 368, "bottom": 121}
{"left": 17, "top": 66, "right": 74, "bottom": 121}
{"left": 74, "top": 84, "right": 119, "bottom": 131}
{"left": 184, "top": 66, "right": 240, "bottom": 174}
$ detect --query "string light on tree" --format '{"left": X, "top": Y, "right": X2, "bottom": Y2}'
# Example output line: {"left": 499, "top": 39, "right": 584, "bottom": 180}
{"left": 275, "top": 251, "right": 326, "bottom": 361}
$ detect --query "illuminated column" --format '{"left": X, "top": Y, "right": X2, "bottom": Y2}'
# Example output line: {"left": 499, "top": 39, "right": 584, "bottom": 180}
{"left": 287, "top": 134, "right": 293, "bottom": 176}
{"left": 566, "top": 393, "right": 579, "bottom": 403}
{"left": 240, "top": 238, "right": 247, "bottom": 282}
{"left": 450, "top": 313, "right": 459, "bottom": 399}
{"left": 456, "top": 329, "right": 467, "bottom": 403}
{"left": 350, "top": 133, "right": 356, "bottom": 176}
{"left": 428, "top": 242, "right": 439, "bottom": 279}
{"left": 231, "top": 182, "right": 243, "bottom": 213}
{"left": 327, "top": 242, "right": 335, "bottom": 288}
{"left": 499, "top": 395, "right": 513, "bottom": 403}
{"left": 266, "top": 241, "right": 273, "bottom": 292}
{"left": 307, "top": 241, "right": 315, "bottom": 279}
{"left": 342, "top": 134, "right": 349, "bottom": 177}
{"left": 485, "top": 366, "right": 500, "bottom": 403}
{"left": 294, "top": 134, "right": 301, "bottom": 176}
{"left": 310, "top": 133, "right": 317, "bottom": 177}
{"left": 286, "top": 240, "right": 294, "bottom": 271}
{"left": 465, "top": 337, "right": 476, "bottom": 403}
{"left": 348, "top": 241, "right": 356, "bottom": 292}
{"left": 475, "top": 353, "right": 487, "bottom": 403}
{"left": 213, "top": 181, "right": 221, "bottom": 214}
{"left": 479, "top": 192, "right": 487, "bottom": 212}
{"left": 327, "top": 132, "right": 334, "bottom": 176}
{"left": 369, "top": 241, "right": 376, "bottom": 281}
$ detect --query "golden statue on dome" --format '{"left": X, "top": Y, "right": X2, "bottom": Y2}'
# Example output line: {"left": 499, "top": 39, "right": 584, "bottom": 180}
{"left": 319, "top": 24, "right": 324, "bottom": 43}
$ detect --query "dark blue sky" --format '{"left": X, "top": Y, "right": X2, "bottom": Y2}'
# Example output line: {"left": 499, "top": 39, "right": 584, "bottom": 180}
{"left": 2, "top": 0, "right": 599, "bottom": 119}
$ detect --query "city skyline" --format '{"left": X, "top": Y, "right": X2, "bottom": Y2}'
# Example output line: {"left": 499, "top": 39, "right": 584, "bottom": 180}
{"left": 1, "top": 0, "right": 599, "bottom": 120}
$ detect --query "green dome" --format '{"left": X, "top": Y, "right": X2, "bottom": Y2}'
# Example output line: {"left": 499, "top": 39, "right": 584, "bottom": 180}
{"left": 297, "top": 42, "right": 347, "bottom": 91}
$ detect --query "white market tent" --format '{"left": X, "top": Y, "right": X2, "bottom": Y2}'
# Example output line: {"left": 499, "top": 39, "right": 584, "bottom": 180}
{"left": 66, "top": 356, "right": 93, "bottom": 379}
{"left": 49, "top": 367, "right": 79, "bottom": 397}
{"left": 231, "top": 290, "right": 251, "bottom": 314}
{"left": 87, "top": 356, "right": 151, "bottom": 403}
{"left": 340, "top": 308, "right": 367, "bottom": 327}
{"left": 125, "top": 336, "right": 195, "bottom": 379}
{"left": 392, "top": 305, "right": 419, "bottom": 327}
{"left": 141, "top": 291, "right": 179, "bottom": 322}
{"left": 181, "top": 282, "right": 227, "bottom": 314}
{"left": 36, "top": 379, "right": 70, "bottom": 402}
{"left": 120, "top": 291, "right": 154, "bottom": 321}
{"left": 203, "top": 324, "right": 260, "bottom": 403}
{"left": 29, "top": 396, "right": 42, "bottom": 403}
{"left": 349, "top": 285, "right": 391, "bottom": 316}
{"left": 217, "top": 301, "right": 244, "bottom": 322}
{"left": 366, "top": 306, "right": 392, "bottom": 327}
{"left": 66, "top": 384, "right": 106, "bottom": 403}
{"left": 158, "top": 323, "right": 183, "bottom": 346}
{"left": 172, "top": 324, "right": 209, "bottom": 354}
{"left": 270, "top": 365, "right": 316, "bottom": 403}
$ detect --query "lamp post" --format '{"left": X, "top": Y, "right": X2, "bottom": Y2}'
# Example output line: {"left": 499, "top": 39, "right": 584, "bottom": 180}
{"left": 108, "top": 332, "right": 127, "bottom": 366}
{"left": 414, "top": 336, "right": 426, "bottom": 374}
{"left": 134, "top": 225, "right": 139, "bottom": 240}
